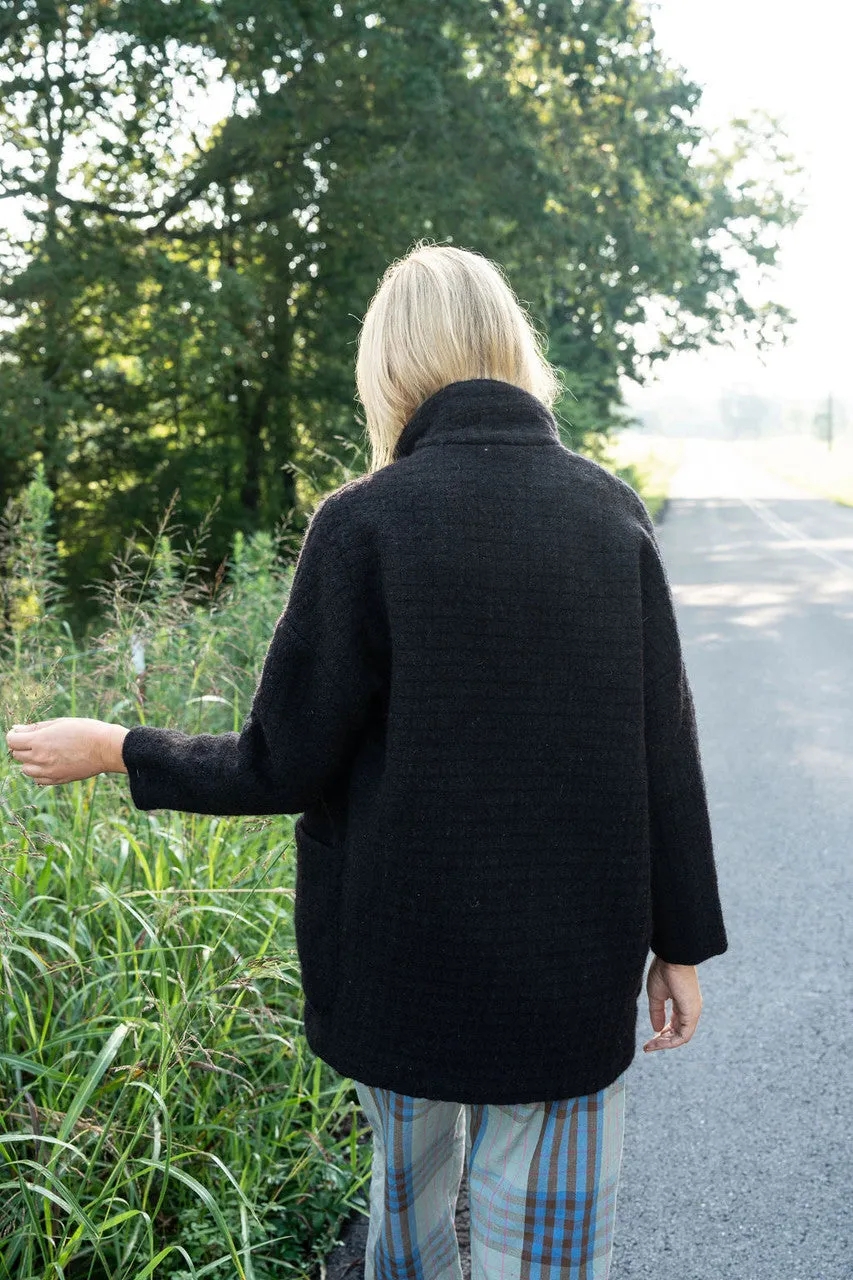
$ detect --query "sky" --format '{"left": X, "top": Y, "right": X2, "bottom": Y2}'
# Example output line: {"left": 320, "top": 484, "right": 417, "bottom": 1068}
{"left": 625, "top": 0, "right": 852, "bottom": 433}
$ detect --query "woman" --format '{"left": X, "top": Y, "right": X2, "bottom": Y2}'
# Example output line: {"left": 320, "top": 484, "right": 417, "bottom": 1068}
{"left": 6, "top": 241, "right": 728, "bottom": 1279}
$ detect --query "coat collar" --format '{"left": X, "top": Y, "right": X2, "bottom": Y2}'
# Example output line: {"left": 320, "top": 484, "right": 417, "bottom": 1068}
{"left": 392, "top": 378, "right": 562, "bottom": 461}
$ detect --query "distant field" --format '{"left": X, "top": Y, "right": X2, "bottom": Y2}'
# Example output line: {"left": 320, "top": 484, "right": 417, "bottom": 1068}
{"left": 600, "top": 431, "right": 687, "bottom": 520}
{"left": 731, "top": 435, "right": 853, "bottom": 506}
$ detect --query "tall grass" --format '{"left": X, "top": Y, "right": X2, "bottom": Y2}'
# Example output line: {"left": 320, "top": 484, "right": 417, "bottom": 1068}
{"left": 595, "top": 430, "right": 685, "bottom": 520}
{"left": 0, "top": 467, "right": 372, "bottom": 1280}
{"left": 732, "top": 433, "right": 853, "bottom": 505}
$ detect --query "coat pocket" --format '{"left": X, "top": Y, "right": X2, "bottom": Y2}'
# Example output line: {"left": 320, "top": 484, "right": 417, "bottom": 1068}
{"left": 293, "top": 814, "right": 346, "bottom": 1014}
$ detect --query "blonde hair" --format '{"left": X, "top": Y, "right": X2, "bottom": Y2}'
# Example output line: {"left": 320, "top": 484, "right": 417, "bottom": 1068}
{"left": 355, "top": 240, "right": 563, "bottom": 471}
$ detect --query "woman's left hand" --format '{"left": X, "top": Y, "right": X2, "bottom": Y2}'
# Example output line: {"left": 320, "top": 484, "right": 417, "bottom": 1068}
{"left": 5, "top": 718, "right": 129, "bottom": 787}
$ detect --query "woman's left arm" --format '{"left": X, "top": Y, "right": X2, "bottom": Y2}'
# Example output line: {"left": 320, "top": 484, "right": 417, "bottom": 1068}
{"left": 6, "top": 496, "right": 387, "bottom": 816}
{"left": 6, "top": 718, "right": 129, "bottom": 784}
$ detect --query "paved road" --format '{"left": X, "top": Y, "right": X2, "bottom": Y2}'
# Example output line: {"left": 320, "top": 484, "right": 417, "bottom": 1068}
{"left": 612, "top": 438, "right": 853, "bottom": 1280}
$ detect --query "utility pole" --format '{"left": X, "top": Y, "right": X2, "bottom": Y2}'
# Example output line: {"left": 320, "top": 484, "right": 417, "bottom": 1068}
{"left": 815, "top": 393, "right": 835, "bottom": 450}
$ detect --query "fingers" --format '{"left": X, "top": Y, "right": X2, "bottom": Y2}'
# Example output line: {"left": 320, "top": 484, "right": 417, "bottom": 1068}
{"left": 644, "top": 1023, "right": 687, "bottom": 1052}
{"left": 6, "top": 723, "right": 53, "bottom": 779}
{"left": 14, "top": 756, "right": 53, "bottom": 783}
{"left": 643, "top": 997, "right": 701, "bottom": 1052}
{"left": 20, "top": 765, "right": 53, "bottom": 783}
{"left": 7, "top": 721, "right": 59, "bottom": 764}
{"left": 7, "top": 728, "right": 39, "bottom": 751}
{"left": 6, "top": 720, "right": 57, "bottom": 743}
{"left": 19, "top": 765, "right": 56, "bottom": 785}
{"left": 643, "top": 957, "right": 703, "bottom": 1053}
{"left": 6, "top": 718, "right": 103, "bottom": 787}
{"left": 647, "top": 994, "right": 668, "bottom": 1033}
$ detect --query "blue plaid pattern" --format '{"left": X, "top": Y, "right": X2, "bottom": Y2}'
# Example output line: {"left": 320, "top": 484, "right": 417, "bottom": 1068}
{"left": 354, "top": 1070, "right": 627, "bottom": 1279}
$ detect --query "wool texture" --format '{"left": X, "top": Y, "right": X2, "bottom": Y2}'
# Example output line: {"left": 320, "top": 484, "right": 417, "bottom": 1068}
{"left": 122, "top": 377, "right": 728, "bottom": 1104}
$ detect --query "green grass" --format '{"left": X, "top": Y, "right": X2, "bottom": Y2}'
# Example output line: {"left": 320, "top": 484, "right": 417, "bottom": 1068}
{"left": 584, "top": 429, "right": 686, "bottom": 521}
{"left": 0, "top": 470, "right": 372, "bottom": 1280}
{"left": 731, "top": 434, "right": 853, "bottom": 506}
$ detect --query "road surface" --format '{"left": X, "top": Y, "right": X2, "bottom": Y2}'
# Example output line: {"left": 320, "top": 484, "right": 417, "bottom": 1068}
{"left": 612, "top": 438, "right": 853, "bottom": 1279}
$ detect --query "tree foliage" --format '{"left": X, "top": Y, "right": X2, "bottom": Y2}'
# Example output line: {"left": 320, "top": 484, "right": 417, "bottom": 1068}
{"left": 0, "top": 0, "right": 802, "bottom": 628}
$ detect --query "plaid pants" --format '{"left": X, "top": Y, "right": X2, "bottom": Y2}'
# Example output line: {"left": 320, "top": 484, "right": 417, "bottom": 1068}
{"left": 353, "top": 1070, "right": 627, "bottom": 1280}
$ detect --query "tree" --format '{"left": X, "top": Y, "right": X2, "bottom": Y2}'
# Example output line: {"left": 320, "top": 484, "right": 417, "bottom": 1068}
{"left": 0, "top": 0, "right": 802, "bottom": 628}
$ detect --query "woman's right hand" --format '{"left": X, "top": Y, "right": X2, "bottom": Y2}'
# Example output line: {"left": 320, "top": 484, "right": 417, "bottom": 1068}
{"left": 643, "top": 955, "right": 703, "bottom": 1052}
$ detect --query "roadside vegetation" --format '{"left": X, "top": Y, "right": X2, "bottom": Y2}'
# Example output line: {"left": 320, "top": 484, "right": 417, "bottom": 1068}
{"left": 599, "top": 430, "right": 687, "bottom": 521}
{"left": 0, "top": 468, "right": 373, "bottom": 1280}
{"left": 731, "top": 435, "right": 853, "bottom": 506}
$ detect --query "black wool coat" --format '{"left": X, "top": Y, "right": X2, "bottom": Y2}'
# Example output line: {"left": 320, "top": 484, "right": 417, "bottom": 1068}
{"left": 122, "top": 377, "right": 728, "bottom": 1104}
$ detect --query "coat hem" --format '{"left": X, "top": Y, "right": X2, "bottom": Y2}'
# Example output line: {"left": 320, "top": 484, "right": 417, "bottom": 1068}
{"left": 302, "top": 1004, "right": 638, "bottom": 1105}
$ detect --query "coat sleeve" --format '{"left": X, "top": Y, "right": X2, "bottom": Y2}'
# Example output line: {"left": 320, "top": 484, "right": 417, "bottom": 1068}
{"left": 121, "top": 496, "right": 387, "bottom": 816}
{"left": 631, "top": 492, "right": 729, "bottom": 966}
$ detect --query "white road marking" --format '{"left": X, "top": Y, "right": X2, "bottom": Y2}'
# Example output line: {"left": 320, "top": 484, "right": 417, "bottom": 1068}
{"left": 661, "top": 437, "right": 853, "bottom": 587}
{"left": 738, "top": 493, "right": 853, "bottom": 585}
